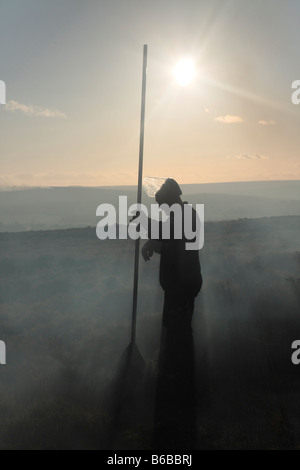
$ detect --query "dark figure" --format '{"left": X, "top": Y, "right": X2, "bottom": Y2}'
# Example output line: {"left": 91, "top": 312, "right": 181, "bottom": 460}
{"left": 142, "top": 178, "right": 202, "bottom": 331}
{"left": 142, "top": 178, "right": 202, "bottom": 449}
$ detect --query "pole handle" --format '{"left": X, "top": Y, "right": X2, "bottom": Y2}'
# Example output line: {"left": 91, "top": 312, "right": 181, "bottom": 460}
{"left": 131, "top": 45, "right": 148, "bottom": 345}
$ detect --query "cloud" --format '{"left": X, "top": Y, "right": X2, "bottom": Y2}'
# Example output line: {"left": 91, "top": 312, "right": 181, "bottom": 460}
{"left": 215, "top": 115, "right": 244, "bottom": 124}
{"left": 228, "top": 153, "right": 270, "bottom": 160}
{"left": 258, "top": 120, "right": 276, "bottom": 125}
{"left": 266, "top": 171, "right": 300, "bottom": 179}
{"left": 5, "top": 100, "right": 67, "bottom": 118}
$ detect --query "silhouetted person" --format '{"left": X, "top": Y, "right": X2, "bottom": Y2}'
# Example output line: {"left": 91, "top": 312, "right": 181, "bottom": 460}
{"left": 142, "top": 179, "right": 202, "bottom": 449}
{"left": 142, "top": 178, "right": 202, "bottom": 331}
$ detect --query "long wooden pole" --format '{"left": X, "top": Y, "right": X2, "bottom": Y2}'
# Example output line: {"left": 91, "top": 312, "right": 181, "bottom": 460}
{"left": 131, "top": 44, "right": 148, "bottom": 345}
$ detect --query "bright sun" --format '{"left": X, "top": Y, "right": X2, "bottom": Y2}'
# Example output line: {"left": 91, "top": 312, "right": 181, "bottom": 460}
{"left": 173, "top": 58, "right": 196, "bottom": 87}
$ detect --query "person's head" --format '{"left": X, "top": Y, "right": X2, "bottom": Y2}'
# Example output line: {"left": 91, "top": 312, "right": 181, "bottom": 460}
{"left": 155, "top": 178, "right": 182, "bottom": 206}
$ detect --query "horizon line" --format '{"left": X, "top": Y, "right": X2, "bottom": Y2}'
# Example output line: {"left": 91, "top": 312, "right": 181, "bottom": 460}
{"left": 1, "top": 178, "right": 300, "bottom": 192}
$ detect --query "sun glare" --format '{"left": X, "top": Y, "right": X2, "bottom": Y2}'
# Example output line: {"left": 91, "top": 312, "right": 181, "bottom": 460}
{"left": 174, "top": 58, "right": 196, "bottom": 87}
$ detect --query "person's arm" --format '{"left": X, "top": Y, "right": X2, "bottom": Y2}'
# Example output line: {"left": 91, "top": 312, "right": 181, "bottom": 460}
{"left": 142, "top": 239, "right": 162, "bottom": 262}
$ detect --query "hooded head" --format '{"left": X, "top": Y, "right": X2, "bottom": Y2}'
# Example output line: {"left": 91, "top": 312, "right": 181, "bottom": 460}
{"left": 155, "top": 178, "right": 182, "bottom": 206}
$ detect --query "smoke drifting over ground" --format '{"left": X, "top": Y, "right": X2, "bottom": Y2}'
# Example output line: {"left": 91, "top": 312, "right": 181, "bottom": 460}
{"left": 0, "top": 216, "right": 300, "bottom": 449}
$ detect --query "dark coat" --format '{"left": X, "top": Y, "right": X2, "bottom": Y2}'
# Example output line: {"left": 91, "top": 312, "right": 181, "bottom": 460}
{"left": 149, "top": 203, "right": 202, "bottom": 296}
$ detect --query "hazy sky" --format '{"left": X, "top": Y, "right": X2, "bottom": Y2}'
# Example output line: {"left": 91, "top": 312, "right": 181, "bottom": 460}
{"left": 1, "top": 0, "right": 300, "bottom": 187}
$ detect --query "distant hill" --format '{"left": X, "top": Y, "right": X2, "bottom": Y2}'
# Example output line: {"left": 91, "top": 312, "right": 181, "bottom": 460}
{"left": 0, "top": 180, "right": 299, "bottom": 232}
{"left": 181, "top": 180, "right": 300, "bottom": 200}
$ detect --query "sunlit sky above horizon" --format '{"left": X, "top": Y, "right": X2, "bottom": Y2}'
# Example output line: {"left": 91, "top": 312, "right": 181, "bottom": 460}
{"left": 1, "top": 0, "right": 300, "bottom": 187}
